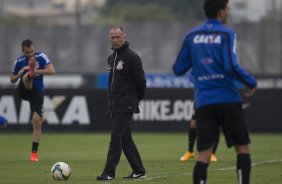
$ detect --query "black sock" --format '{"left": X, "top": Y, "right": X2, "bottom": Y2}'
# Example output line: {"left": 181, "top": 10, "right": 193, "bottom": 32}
{"left": 237, "top": 154, "right": 251, "bottom": 184}
{"left": 32, "top": 142, "right": 39, "bottom": 153}
{"left": 188, "top": 128, "right": 197, "bottom": 152}
{"left": 193, "top": 161, "right": 208, "bottom": 184}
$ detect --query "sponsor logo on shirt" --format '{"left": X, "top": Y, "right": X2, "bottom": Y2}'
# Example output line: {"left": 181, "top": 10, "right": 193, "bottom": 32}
{"left": 198, "top": 74, "right": 224, "bottom": 81}
{"left": 193, "top": 34, "right": 221, "bottom": 44}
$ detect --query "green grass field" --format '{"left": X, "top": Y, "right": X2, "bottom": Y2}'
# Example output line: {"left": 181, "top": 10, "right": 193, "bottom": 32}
{"left": 0, "top": 133, "right": 281, "bottom": 184}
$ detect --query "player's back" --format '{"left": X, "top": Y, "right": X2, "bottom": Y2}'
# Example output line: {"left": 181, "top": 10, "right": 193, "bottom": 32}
{"left": 186, "top": 19, "right": 244, "bottom": 108}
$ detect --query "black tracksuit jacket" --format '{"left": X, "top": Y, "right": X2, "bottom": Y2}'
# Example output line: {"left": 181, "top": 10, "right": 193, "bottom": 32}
{"left": 107, "top": 41, "right": 146, "bottom": 114}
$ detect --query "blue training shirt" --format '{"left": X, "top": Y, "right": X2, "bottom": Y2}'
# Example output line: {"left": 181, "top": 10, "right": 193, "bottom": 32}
{"left": 12, "top": 52, "right": 51, "bottom": 95}
{"left": 173, "top": 19, "right": 257, "bottom": 108}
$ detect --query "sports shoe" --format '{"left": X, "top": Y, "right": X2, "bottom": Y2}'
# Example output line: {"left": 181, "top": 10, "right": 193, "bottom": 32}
{"left": 123, "top": 172, "right": 146, "bottom": 179}
{"left": 29, "top": 152, "right": 39, "bottom": 162}
{"left": 96, "top": 175, "right": 114, "bottom": 181}
{"left": 28, "top": 57, "right": 36, "bottom": 79}
{"left": 180, "top": 151, "right": 194, "bottom": 162}
{"left": 210, "top": 154, "right": 218, "bottom": 162}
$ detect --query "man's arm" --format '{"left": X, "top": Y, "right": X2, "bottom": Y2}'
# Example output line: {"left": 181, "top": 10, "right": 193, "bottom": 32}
{"left": 131, "top": 54, "right": 146, "bottom": 101}
{"left": 173, "top": 36, "right": 191, "bottom": 76}
{"left": 223, "top": 32, "right": 257, "bottom": 89}
{"left": 10, "top": 66, "right": 29, "bottom": 83}
{"left": 36, "top": 53, "right": 55, "bottom": 75}
{"left": 36, "top": 63, "right": 55, "bottom": 75}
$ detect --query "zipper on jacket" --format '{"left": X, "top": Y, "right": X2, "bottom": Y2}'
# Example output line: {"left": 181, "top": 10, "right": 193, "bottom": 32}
{"left": 111, "top": 51, "right": 118, "bottom": 92}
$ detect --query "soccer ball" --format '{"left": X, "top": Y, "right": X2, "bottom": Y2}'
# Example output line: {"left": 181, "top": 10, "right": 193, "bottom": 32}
{"left": 51, "top": 162, "right": 71, "bottom": 181}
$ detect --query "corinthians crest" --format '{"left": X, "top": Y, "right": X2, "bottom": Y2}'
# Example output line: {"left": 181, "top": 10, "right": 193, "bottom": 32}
{"left": 116, "top": 60, "right": 124, "bottom": 70}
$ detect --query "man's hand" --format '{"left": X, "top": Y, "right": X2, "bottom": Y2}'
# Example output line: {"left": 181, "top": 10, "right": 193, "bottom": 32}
{"left": 18, "top": 66, "right": 29, "bottom": 77}
{"left": 190, "top": 119, "right": 197, "bottom": 129}
{"left": 10, "top": 66, "right": 29, "bottom": 83}
{"left": 0, "top": 124, "right": 7, "bottom": 128}
{"left": 242, "top": 87, "right": 256, "bottom": 97}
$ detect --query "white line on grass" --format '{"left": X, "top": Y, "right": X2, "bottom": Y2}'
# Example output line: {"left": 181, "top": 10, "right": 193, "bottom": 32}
{"left": 119, "top": 159, "right": 282, "bottom": 183}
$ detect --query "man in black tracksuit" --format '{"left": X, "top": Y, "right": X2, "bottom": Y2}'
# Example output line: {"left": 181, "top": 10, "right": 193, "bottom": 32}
{"left": 97, "top": 26, "right": 146, "bottom": 181}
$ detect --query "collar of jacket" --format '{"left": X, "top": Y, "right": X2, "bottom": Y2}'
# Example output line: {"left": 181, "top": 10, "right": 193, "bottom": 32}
{"left": 112, "top": 41, "right": 129, "bottom": 52}
{"left": 206, "top": 19, "right": 222, "bottom": 25}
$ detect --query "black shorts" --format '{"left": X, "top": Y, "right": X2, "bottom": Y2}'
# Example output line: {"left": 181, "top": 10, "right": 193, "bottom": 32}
{"left": 17, "top": 78, "right": 44, "bottom": 117}
{"left": 196, "top": 102, "right": 250, "bottom": 151}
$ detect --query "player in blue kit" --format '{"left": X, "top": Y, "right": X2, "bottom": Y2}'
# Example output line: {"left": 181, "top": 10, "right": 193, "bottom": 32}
{"left": 173, "top": 0, "right": 256, "bottom": 183}
{"left": 10, "top": 39, "right": 55, "bottom": 162}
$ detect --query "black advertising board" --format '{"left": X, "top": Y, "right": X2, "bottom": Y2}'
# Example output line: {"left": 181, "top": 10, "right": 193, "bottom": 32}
{"left": 0, "top": 88, "right": 281, "bottom": 132}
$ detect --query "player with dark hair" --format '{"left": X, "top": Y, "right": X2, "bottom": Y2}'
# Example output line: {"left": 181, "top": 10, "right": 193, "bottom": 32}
{"left": 97, "top": 26, "right": 146, "bottom": 181}
{"left": 173, "top": 0, "right": 256, "bottom": 183}
{"left": 10, "top": 39, "right": 55, "bottom": 162}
